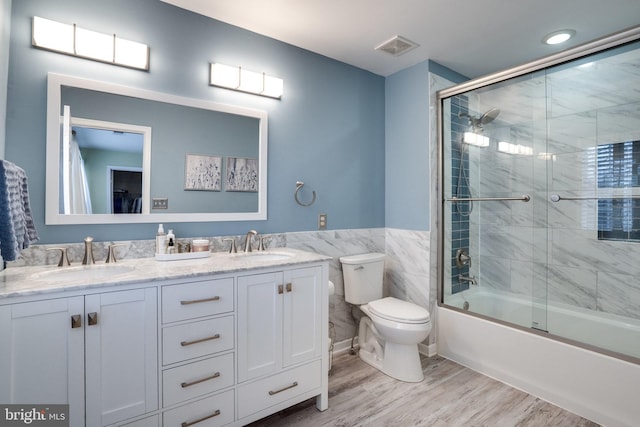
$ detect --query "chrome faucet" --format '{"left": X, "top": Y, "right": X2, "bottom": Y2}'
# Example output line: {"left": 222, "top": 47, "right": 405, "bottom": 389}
{"left": 82, "top": 236, "right": 95, "bottom": 265}
{"left": 244, "top": 230, "right": 257, "bottom": 252}
{"left": 459, "top": 274, "right": 477, "bottom": 286}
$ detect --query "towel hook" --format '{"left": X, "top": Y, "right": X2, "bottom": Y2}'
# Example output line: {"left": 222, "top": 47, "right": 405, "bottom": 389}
{"left": 294, "top": 181, "right": 316, "bottom": 207}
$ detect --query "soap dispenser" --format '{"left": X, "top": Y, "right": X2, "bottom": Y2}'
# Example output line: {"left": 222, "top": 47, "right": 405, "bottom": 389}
{"left": 167, "top": 229, "right": 176, "bottom": 253}
{"left": 156, "top": 224, "right": 167, "bottom": 254}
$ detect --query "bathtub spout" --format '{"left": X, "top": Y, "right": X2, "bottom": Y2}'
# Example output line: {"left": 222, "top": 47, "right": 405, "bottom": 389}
{"left": 459, "top": 274, "right": 477, "bottom": 286}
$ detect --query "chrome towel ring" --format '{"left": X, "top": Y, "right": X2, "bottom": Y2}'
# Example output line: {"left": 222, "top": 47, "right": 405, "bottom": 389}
{"left": 294, "top": 181, "right": 316, "bottom": 206}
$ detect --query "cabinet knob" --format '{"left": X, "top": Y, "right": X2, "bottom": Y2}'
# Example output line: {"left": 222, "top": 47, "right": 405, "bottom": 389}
{"left": 87, "top": 312, "right": 98, "bottom": 326}
{"left": 71, "top": 314, "right": 82, "bottom": 328}
{"left": 286, "top": 282, "right": 292, "bottom": 292}
{"left": 278, "top": 284, "right": 284, "bottom": 294}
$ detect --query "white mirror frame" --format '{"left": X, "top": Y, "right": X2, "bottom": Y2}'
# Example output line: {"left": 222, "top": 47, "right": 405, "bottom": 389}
{"left": 46, "top": 73, "right": 268, "bottom": 225}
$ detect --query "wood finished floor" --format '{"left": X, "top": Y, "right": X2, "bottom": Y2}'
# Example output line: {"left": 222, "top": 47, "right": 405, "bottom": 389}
{"left": 248, "top": 352, "right": 599, "bottom": 427}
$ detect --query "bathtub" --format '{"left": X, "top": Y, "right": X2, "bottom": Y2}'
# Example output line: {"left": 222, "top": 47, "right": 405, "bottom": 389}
{"left": 438, "top": 288, "right": 640, "bottom": 427}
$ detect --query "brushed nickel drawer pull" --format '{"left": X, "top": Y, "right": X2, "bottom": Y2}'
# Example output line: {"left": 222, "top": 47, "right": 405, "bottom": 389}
{"left": 268, "top": 381, "right": 298, "bottom": 395}
{"left": 181, "top": 409, "right": 221, "bottom": 427}
{"left": 180, "top": 333, "right": 220, "bottom": 347}
{"left": 278, "top": 284, "right": 284, "bottom": 294}
{"left": 180, "top": 296, "right": 220, "bottom": 305}
{"left": 181, "top": 371, "right": 221, "bottom": 388}
{"left": 286, "top": 282, "right": 292, "bottom": 292}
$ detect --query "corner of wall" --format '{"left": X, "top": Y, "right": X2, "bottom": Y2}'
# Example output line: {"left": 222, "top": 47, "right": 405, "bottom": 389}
{"left": 0, "top": 0, "right": 12, "bottom": 159}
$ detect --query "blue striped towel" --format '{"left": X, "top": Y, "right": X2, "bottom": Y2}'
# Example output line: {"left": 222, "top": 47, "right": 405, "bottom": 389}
{"left": 0, "top": 160, "right": 39, "bottom": 261}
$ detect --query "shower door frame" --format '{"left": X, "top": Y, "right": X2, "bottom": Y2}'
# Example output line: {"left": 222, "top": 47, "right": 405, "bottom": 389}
{"left": 436, "top": 25, "right": 640, "bottom": 364}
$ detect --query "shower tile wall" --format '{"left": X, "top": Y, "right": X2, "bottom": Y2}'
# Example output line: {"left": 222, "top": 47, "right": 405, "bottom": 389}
{"left": 449, "top": 96, "right": 471, "bottom": 294}
{"left": 469, "top": 43, "right": 640, "bottom": 322}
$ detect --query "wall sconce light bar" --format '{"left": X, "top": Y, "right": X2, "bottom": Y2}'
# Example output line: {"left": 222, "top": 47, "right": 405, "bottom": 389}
{"left": 498, "top": 141, "right": 533, "bottom": 156}
{"left": 32, "top": 16, "right": 150, "bottom": 71}
{"left": 210, "top": 63, "right": 283, "bottom": 99}
{"left": 462, "top": 131, "right": 490, "bottom": 147}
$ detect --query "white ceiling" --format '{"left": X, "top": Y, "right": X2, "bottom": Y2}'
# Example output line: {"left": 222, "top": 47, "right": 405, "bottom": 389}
{"left": 161, "top": 0, "right": 640, "bottom": 78}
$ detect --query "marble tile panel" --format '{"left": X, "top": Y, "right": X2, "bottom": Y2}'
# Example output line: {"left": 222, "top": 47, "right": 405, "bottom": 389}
{"left": 551, "top": 149, "right": 598, "bottom": 192}
{"left": 597, "top": 101, "right": 640, "bottom": 143}
{"left": 547, "top": 193, "right": 598, "bottom": 230}
{"left": 478, "top": 255, "right": 510, "bottom": 292}
{"left": 551, "top": 228, "right": 640, "bottom": 277}
{"left": 510, "top": 260, "right": 534, "bottom": 297}
{"left": 597, "top": 271, "right": 640, "bottom": 320}
{"left": 547, "top": 264, "right": 598, "bottom": 309}
{"left": 546, "top": 111, "right": 597, "bottom": 153}
{"left": 479, "top": 224, "right": 534, "bottom": 262}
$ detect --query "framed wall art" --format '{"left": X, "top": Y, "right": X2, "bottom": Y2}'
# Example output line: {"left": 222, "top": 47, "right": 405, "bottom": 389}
{"left": 184, "top": 154, "right": 222, "bottom": 191}
{"left": 226, "top": 157, "right": 258, "bottom": 192}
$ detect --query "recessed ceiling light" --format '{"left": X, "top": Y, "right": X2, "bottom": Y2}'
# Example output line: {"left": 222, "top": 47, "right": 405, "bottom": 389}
{"left": 542, "top": 29, "right": 576, "bottom": 45}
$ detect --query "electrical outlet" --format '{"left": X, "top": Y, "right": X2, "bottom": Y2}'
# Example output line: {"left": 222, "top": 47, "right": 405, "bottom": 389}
{"left": 152, "top": 198, "right": 168, "bottom": 209}
{"left": 318, "top": 213, "right": 327, "bottom": 230}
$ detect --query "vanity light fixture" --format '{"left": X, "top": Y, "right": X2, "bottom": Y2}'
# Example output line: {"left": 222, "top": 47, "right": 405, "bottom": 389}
{"left": 210, "top": 63, "right": 283, "bottom": 99}
{"left": 542, "top": 29, "right": 576, "bottom": 45}
{"left": 32, "top": 16, "right": 150, "bottom": 70}
{"left": 498, "top": 141, "right": 533, "bottom": 156}
{"left": 462, "top": 131, "right": 490, "bottom": 147}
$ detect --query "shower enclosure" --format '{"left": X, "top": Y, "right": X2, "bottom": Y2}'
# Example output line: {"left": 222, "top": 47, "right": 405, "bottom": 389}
{"left": 438, "top": 27, "right": 640, "bottom": 364}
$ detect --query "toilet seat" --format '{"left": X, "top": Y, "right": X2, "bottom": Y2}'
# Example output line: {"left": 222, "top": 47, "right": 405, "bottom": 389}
{"left": 367, "top": 297, "right": 430, "bottom": 324}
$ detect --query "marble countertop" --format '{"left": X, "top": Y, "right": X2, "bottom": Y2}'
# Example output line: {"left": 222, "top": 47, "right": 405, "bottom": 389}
{"left": 0, "top": 248, "right": 331, "bottom": 300}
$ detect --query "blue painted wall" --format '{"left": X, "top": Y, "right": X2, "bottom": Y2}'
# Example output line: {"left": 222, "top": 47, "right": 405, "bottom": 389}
{"left": 385, "top": 61, "right": 431, "bottom": 230}
{"left": 384, "top": 60, "right": 467, "bottom": 231}
{"left": 5, "top": 0, "right": 385, "bottom": 243}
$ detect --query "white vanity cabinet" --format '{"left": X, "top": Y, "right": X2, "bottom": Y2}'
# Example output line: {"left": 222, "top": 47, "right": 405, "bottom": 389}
{"left": 0, "top": 248, "right": 329, "bottom": 427}
{"left": 236, "top": 266, "right": 325, "bottom": 421}
{"left": 160, "top": 276, "right": 236, "bottom": 427}
{"left": 0, "top": 288, "right": 158, "bottom": 427}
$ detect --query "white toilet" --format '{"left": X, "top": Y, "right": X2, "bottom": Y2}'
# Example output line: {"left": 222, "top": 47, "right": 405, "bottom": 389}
{"left": 340, "top": 252, "right": 431, "bottom": 382}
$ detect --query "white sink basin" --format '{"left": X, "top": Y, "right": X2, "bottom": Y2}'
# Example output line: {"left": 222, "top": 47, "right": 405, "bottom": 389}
{"left": 238, "top": 252, "right": 293, "bottom": 262}
{"left": 30, "top": 264, "right": 135, "bottom": 282}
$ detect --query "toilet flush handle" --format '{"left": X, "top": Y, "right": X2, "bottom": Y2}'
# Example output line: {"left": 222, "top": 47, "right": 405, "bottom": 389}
{"left": 354, "top": 266, "right": 364, "bottom": 271}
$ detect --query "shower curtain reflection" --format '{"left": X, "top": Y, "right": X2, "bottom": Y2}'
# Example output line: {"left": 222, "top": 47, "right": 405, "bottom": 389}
{"left": 69, "top": 131, "right": 93, "bottom": 214}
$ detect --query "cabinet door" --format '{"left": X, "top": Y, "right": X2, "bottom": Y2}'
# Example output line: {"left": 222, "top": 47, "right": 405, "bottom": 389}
{"left": 283, "top": 266, "right": 323, "bottom": 366}
{"left": 85, "top": 288, "right": 158, "bottom": 426}
{"left": 237, "top": 272, "right": 283, "bottom": 382}
{"left": 0, "top": 297, "right": 85, "bottom": 427}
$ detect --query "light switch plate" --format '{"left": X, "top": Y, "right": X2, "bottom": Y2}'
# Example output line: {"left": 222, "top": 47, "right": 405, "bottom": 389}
{"left": 152, "top": 198, "right": 168, "bottom": 209}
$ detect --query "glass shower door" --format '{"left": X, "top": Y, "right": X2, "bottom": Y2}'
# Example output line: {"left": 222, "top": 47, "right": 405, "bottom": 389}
{"left": 441, "top": 71, "right": 549, "bottom": 331}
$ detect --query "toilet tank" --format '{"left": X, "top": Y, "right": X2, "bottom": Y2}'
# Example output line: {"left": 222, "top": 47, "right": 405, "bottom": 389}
{"left": 339, "top": 253, "right": 386, "bottom": 305}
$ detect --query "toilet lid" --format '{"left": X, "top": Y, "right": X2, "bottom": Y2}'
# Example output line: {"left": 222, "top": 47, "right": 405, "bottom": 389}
{"left": 368, "top": 297, "right": 430, "bottom": 324}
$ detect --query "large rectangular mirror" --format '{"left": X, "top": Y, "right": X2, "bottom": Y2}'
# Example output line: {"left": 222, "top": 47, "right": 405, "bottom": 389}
{"left": 46, "top": 73, "right": 268, "bottom": 224}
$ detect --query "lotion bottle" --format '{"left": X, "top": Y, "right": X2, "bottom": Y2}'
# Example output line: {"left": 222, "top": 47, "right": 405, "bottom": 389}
{"left": 156, "top": 224, "right": 167, "bottom": 254}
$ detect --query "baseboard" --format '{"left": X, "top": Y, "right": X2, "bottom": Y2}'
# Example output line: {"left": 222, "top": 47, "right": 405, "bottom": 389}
{"left": 419, "top": 342, "right": 437, "bottom": 357}
{"left": 332, "top": 338, "right": 356, "bottom": 355}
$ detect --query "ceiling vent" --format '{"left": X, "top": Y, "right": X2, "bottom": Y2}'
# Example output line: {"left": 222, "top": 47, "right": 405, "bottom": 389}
{"left": 375, "top": 35, "right": 419, "bottom": 57}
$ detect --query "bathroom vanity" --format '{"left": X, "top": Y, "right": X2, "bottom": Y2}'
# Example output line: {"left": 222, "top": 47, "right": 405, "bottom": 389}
{"left": 0, "top": 248, "right": 330, "bottom": 427}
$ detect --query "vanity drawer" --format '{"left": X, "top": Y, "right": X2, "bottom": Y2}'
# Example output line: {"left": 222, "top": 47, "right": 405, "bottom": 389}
{"left": 163, "top": 389, "right": 234, "bottom": 427}
{"left": 162, "top": 278, "right": 234, "bottom": 324}
{"left": 119, "top": 414, "right": 159, "bottom": 427}
{"left": 163, "top": 352, "right": 234, "bottom": 407}
{"left": 237, "top": 360, "right": 321, "bottom": 419}
{"left": 163, "top": 316, "right": 234, "bottom": 365}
